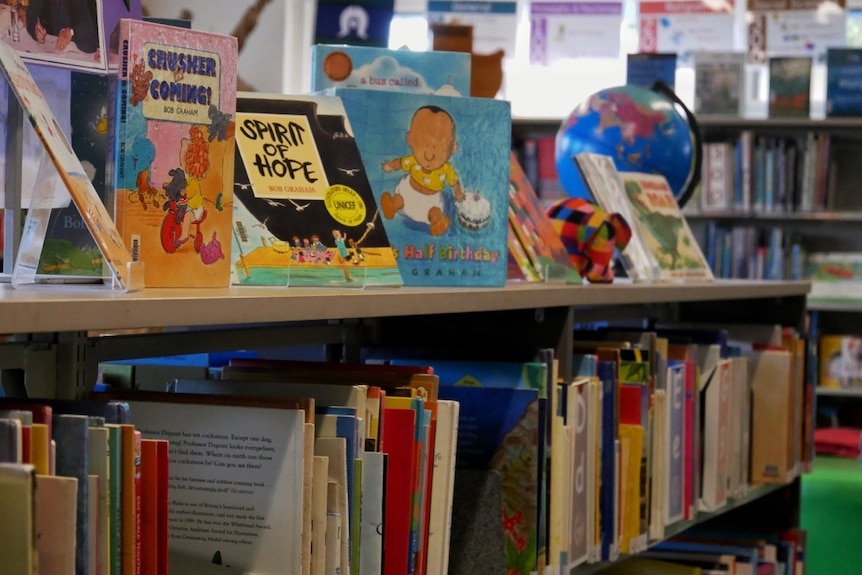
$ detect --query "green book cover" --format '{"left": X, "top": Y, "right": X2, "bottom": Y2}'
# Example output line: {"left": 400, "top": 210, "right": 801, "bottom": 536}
{"left": 105, "top": 424, "right": 123, "bottom": 575}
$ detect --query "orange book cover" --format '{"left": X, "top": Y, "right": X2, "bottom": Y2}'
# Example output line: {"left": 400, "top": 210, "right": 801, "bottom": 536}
{"left": 140, "top": 439, "right": 159, "bottom": 575}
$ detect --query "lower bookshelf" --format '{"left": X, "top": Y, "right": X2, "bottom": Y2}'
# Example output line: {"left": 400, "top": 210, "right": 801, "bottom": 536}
{"left": 0, "top": 279, "right": 811, "bottom": 575}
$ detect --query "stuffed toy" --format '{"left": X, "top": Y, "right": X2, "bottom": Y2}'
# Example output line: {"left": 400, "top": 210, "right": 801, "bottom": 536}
{"left": 546, "top": 197, "right": 632, "bottom": 283}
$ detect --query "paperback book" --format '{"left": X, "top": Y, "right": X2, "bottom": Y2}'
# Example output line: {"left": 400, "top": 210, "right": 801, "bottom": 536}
{"left": 334, "top": 88, "right": 512, "bottom": 286}
{"left": 231, "top": 93, "right": 402, "bottom": 287}
{"left": 107, "top": 18, "right": 238, "bottom": 288}
{"left": 825, "top": 48, "right": 862, "bottom": 117}
{"left": 768, "top": 56, "right": 812, "bottom": 118}
{"left": 693, "top": 51, "right": 745, "bottom": 116}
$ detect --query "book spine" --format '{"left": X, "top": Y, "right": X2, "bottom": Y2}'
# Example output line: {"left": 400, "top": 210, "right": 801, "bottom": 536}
{"left": 156, "top": 440, "right": 169, "bottom": 575}
{"left": 106, "top": 425, "right": 123, "bottom": 575}
{"left": 120, "top": 424, "right": 137, "bottom": 575}
{"left": 53, "top": 413, "right": 90, "bottom": 575}
{"left": 140, "top": 439, "right": 158, "bottom": 575}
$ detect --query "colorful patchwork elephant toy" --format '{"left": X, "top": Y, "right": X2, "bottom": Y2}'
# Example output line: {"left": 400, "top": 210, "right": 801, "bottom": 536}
{"left": 546, "top": 197, "right": 632, "bottom": 283}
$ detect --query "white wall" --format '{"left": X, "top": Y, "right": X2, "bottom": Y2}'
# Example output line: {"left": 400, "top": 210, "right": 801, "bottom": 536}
{"left": 141, "top": 0, "right": 315, "bottom": 94}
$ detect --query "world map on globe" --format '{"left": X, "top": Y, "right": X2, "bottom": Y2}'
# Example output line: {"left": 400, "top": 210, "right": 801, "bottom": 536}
{"left": 555, "top": 84, "right": 697, "bottom": 206}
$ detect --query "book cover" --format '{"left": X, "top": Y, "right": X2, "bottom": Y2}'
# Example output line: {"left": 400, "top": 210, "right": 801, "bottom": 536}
{"left": 120, "top": 395, "right": 307, "bottom": 575}
{"left": 819, "top": 335, "right": 862, "bottom": 388}
{"left": 35, "top": 473, "right": 78, "bottom": 575}
{"left": 0, "top": 0, "right": 141, "bottom": 73}
{"left": 825, "top": 48, "right": 862, "bottom": 117}
{"left": 108, "top": 18, "right": 238, "bottom": 288}
{"left": 311, "top": 44, "right": 471, "bottom": 96}
{"left": 626, "top": 52, "right": 677, "bottom": 90}
{"left": 768, "top": 57, "right": 812, "bottom": 118}
{"left": 335, "top": 88, "right": 511, "bottom": 286}
{"left": 0, "top": 463, "right": 37, "bottom": 575}
{"left": 693, "top": 52, "right": 745, "bottom": 116}
{"left": 0, "top": 39, "right": 133, "bottom": 287}
{"left": 508, "top": 152, "right": 581, "bottom": 283}
{"left": 231, "top": 93, "right": 402, "bottom": 287}
{"left": 379, "top": 401, "right": 418, "bottom": 575}
{"left": 51, "top": 414, "right": 89, "bottom": 575}
{"left": 617, "top": 171, "right": 714, "bottom": 282}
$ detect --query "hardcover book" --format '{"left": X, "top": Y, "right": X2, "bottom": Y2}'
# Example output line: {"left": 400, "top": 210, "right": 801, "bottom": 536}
{"left": 826, "top": 48, "right": 862, "bottom": 117}
{"left": 108, "top": 18, "right": 238, "bottom": 288}
{"left": 335, "top": 88, "right": 512, "bottom": 286}
{"left": 768, "top": 56, "right": 812, "bottom": 118}
{"left": 0, "top": 39, "right": 134, "bottom": 288}
{"left": 311, "top": 44, "right": 471, "bottom": 96}
{"left": 231, "top": 93, "right": 402, "bottom": 287}
{"left": 626, "top": 52, "right": 677, "bottom": 90}
{"left": 693, "top": 51, "right": 745, "bottom": 116}
{"left": 616, "top": 171, "right": 713, "bottom": 282}
{"left": 0, "top": 0, "right": 141, "bottom": 73}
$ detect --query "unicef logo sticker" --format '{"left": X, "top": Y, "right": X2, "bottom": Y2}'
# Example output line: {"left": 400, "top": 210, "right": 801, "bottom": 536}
{"left": 324, "top": 185, "right": 366, "bottom": 227}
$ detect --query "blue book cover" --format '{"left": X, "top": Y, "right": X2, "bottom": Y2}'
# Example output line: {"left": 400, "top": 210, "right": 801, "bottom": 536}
{"left": 626, "top": 52, "right": 677, "bottom": 90}
{"left": 232, "top": 93, "right": 402, "bottom": 287}
{"left": 334, "top": 88, "right": 511, "bottom": 286}
{"left": 826, "top": 48, "right": 862, "bottom": 117}
{"left": 436, "top": 384, "right": 542, "bottom": 575}
{"left": 572, "top": 353, "right": 598, "bottom": 378}
{"left": 53, "top": 413, "right": 90, "bottom": 575}
{"left": 597, "top": 359, "right": 619, "bottom": 561}
{"left": 666, "top": 360, "right": 686, "bottom": 525}
{"left": 312, "top": 44, "right": 471, "bottom": 96}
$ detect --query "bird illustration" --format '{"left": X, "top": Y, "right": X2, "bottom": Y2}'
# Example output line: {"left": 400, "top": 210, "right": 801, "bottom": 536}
{"left": 288, "top": 199, "right": 310, "bottom": 211}
{"left": 263, "top": 199, "right": 286, "bottom": 208}
{"left": 251, "top": 217, "right": 270, "bottom": 230}
{"left": 338, "top": 167, "right": 361, "bottom": 176}
{"left": 235, "top": 182, "right": 253, "bottom": 190}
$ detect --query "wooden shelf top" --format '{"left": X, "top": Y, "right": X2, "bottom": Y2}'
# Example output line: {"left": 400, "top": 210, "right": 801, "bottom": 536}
{"left": 0, "top": 280, "right": 809, "bottom": 334}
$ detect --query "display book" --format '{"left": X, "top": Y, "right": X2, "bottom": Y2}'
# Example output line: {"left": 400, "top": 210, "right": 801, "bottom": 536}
{"left": 0, "top": 0, "right": 142, "bottom": 73}
{"left": 0, "top": 37, "right": 137, "bottom": 290}
{"left": 106, "top": 18, "right": 238, "bottom": 288}
{"left": 312, "top": 44, "right": 511, "bottom": 287}
{"left": 231, "top": 92, "right": 402, "bottom": 287}
{"left": 692, "top": 51, "right": 745, "bottom": 116}
{"left": 768, "top": 56, "right": 812, "bottom": 118}
{"left": 574, "top": 152, "right": 713, "bottom": 282}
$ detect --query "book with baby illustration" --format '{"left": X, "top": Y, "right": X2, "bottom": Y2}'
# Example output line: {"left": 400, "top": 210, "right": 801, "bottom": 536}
{"left": 107, "top": 18, "right": 238, "bottom": 288}
{"left": 333, "top": 88, "right": 512, "bottom": 286}
{"left": 0, "top": 0, "right": 141, "bottom": 73}
{"left": 0, "top": 39, "right": 137, "bottom": 290}
{"left": 231, "top": 92, "right": 402, "bottom": 287}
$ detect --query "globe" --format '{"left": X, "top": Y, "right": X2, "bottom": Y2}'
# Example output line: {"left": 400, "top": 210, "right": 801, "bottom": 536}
{"left": 555, "top": 83, "right": 701, "bottom": 208}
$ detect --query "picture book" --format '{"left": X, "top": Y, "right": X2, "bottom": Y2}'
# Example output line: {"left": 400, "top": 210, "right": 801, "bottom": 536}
{"left": 0, "top": 39, "right": 133, "bottom": 288}
{"left": 626, "top": 52, "right": 677, "bottom": 91}
{"left": 693, "top": 51, "right": 745, "bottom": 116}
{"left": 334, "top": 88, "right": 511, "bottom": 286}
{"left": 508, "top": 152, "right": 581, "bottom": 283}
{"left": 819, "top": 334, "right": 862, "bottom": 388}
{"left": 825, "top": 48, "right": 862, "bottom": 117}
{"left": 617, "top": 171, "right": 714, "bottom": 282}
{"left": 0, "top": 0, "right": 141, "bottom": 72}
{"left": 231, "top": 93, "right": 402, "bottom": 287}
{"left": 805, "top": 251, "right": 862, "bottom": 300}
{"left": 108, "top": 18, "right": 238, "bottom": 288}
{"left": 311, "top": 44, "right": 471, "bottom": 96}
{"left": 768, "top": 56, "right": 812, "bottom": 118}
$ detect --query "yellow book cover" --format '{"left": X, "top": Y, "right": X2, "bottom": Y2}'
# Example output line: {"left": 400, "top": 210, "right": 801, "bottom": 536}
{"left": 29, "top": 423, "right": 50, "bottom": 476}
{"left": 0, "top": 463, "right": 37, "bottom": 575}
{"left": 618, "top": 423, "right": 643, "bottom": 554}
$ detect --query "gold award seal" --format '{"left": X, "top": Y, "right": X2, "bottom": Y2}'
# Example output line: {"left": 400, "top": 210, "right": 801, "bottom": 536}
{"left": 324, "top": 184, "right": 366, "bottom": 227}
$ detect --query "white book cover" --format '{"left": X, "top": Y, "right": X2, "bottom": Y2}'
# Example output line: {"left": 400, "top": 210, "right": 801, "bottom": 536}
{"left": 665, "top": 362, "right": 686, "bottom": 525}
{"left": 311, "top": 456, "right": 329, "bottom": 575}
{"left": 315, "top": 437, "right": 350, "bottom": 575}
{"left": 87, "top": 474, "right": 99, "bottom": 575}
{"left": 87, "top": 426, "right": 110, "bottom": 575}
{"left": 648, "top": 389, "right": 667, "bottom": 542}
{"left": 587, "top": 377, "right": 601, "bottom": 562}
{"left": 566, "top": 377, "right": 590, "bottom": 569}
{"left": 426, "top": 400, "right": 459, "bottom": 575}
{"left": 35, "top": 473, "right": 76, "bottom": 575}
{"left": 700, "top": 358, "right": 732, "bottom": 511}
{"left": 127, "top": 400, "right": 305, "bottom": 575}
{"left": 325, "top": 481, "right": 342, "bottom": 575}
{"left": 359, "top": 451, "right": 385, "bottom": 575}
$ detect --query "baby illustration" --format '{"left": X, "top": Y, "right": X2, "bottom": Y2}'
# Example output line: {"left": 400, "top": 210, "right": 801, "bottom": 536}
{"left": 380, "top": 105, "right": 465, "bottom": 236}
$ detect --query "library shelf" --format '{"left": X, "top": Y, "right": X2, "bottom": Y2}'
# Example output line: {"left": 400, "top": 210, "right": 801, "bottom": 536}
{"left": 0, "top": 280, "right": 810, "bottom": 335}
{"left": 815, "top": 387, "right": 862, "bottom": 398}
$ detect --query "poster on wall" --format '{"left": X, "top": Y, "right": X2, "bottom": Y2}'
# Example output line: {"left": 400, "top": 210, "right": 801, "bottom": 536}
{"left": 529, "top": 1, "right": 624, "bottom": 64}
{"left": 427, "top": 0, "right": 518, "bottom": 55}
{"left": 747, "top": 0, "right": 846, "bottom": 63}
{"left": 315, "top": 0, "right": 395, "bottom": 47}
{"left": 638, "top": 0, "right": 736, "bottom": 53}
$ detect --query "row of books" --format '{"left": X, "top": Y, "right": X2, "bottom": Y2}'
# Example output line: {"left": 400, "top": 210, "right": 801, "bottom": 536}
{"left": 554, "top": 322, "right": 813, "bottom": 573}
{"left": 0, "top": 399, "right": 162, "bottom": 575}
{"left": 698, "top": 224, "right": 805, "bottom": 281}
{"left": 699, "top": 133, "right": 834, "bottom": 214}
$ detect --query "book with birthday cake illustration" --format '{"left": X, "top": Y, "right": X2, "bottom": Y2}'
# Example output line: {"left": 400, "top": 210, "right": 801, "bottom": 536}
{"left": 334, "top": 88, "right": 511, "bottom": 286}
{"left": 231, "top": 92, "right": 402, "bottom": 287}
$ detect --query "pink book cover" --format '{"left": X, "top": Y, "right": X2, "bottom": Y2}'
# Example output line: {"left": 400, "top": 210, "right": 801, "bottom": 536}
{"left": 108, "top": 18, "right": 237, "bottom": 287}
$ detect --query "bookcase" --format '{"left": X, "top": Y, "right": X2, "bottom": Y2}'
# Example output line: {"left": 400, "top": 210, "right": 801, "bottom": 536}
{"left": 0, "top": 279, "right": 810, "bottom": 574}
